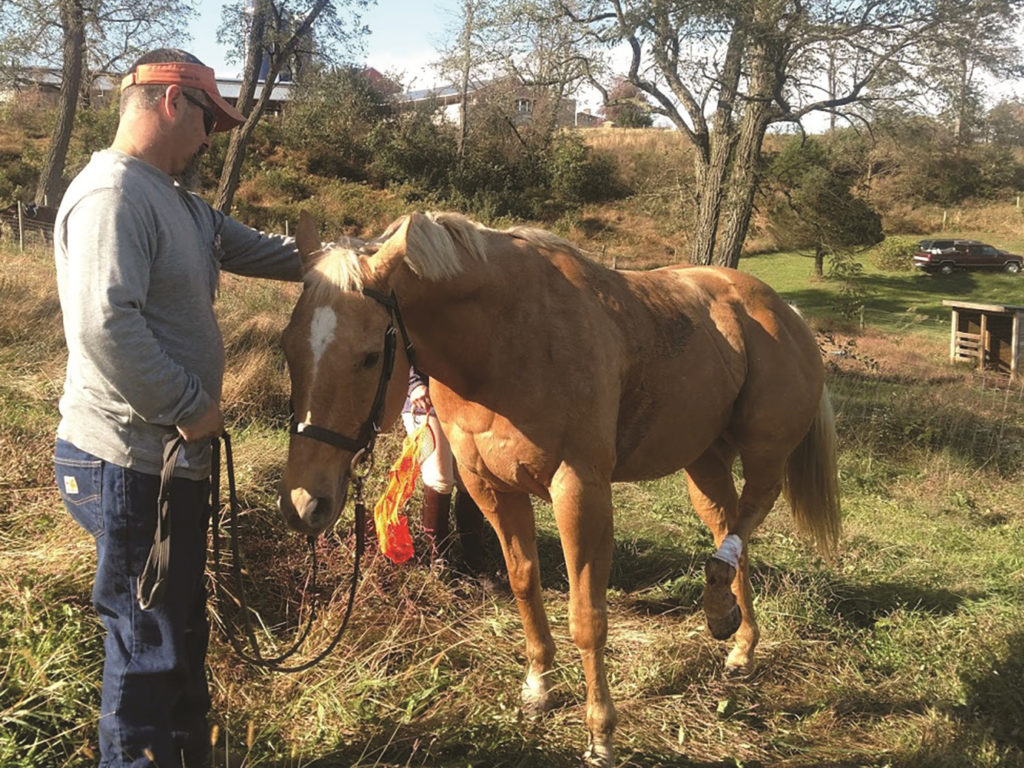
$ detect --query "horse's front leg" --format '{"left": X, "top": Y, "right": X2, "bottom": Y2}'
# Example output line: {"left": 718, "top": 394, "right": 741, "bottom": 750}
{"left": 465, "top": 480, "right": 557, "bottom": 714}
{"left": 551, "top": 464, "right": 617, "bottom": 768}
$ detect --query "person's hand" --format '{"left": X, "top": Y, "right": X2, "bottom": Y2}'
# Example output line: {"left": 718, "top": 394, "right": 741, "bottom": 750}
{"left": 177, "top": 401, "right": 225, "bottom": 443}
{"left": 410, "top": 384, "right": 432, "bottom": 413}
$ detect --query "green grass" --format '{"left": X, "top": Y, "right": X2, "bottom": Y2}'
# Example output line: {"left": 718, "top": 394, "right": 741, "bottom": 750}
{"left": 2, "top": 236, "right": 1024, "bottom": 767}
{"left": 741, "top": 247, "right": 1024, "bottom": 339}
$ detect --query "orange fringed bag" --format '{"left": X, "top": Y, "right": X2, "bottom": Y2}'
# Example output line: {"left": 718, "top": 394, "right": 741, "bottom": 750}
{"left": 372, "top": 423, "right": 432, "bottom": 563}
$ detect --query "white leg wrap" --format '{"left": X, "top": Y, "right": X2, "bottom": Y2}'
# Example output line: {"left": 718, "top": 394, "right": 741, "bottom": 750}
{"left": 712, "top": 533, "right": 743, "bottom": 570}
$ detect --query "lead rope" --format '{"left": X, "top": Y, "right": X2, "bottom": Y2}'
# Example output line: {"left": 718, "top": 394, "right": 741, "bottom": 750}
{"left": 210, "top": 431, "right": 366, "bottom": 673}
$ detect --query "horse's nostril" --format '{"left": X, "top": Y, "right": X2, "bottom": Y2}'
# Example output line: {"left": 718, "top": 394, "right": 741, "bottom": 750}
{"left": 307, "top": 498, "right": 333, "bottom": 524}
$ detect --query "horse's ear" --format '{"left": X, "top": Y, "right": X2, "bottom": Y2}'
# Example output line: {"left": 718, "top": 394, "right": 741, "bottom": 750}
{"left": 295, "top": 211, "right": 322, "bottom": 274}
{"left": 368, "top": 214, "right": 414, "bottom": 283}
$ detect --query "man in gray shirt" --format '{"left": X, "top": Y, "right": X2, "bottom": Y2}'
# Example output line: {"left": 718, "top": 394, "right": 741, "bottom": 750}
{"left": 53, "top": 48, "right": 301, "bottom": 767}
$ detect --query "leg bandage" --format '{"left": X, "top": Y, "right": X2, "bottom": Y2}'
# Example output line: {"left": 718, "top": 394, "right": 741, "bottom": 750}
{"left": 712, "top": 533, "right": 744, "bottom": 571}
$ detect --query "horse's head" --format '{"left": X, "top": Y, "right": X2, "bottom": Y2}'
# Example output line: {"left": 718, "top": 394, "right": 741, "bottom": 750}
{"left": 278, "top": 213, "right": 416, "bottom": 537}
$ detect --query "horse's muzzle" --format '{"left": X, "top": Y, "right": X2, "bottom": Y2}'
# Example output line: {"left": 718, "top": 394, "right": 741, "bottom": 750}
{"left": 278, "top": 481, "right": 348, "bottom": 537}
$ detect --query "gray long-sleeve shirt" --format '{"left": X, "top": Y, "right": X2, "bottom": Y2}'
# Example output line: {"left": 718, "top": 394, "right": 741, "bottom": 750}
{"left": 55, "top": 149, "right": 302, "bottom": 479}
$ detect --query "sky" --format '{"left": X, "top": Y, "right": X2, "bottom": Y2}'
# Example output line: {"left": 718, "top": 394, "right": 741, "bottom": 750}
{"left": 189, "top": 0, "right": 459, "bottom": 90}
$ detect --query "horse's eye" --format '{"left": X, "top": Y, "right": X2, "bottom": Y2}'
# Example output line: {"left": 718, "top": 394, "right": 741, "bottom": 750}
{"left": 362, "top": 352, "right": 380, "bottom": 369}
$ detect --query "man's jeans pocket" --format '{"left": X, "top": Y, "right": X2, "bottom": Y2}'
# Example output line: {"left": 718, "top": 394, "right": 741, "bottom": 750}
{"left": 54, "top": 439, "right": 104, "bottom": 538}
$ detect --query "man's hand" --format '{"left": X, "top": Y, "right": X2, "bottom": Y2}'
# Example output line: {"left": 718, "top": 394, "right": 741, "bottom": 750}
{"left": 177, "top": 401, "right": 225, "bottom": 443}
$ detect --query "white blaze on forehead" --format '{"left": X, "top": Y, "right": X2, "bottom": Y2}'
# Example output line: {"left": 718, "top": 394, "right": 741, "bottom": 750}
{"left": 309, "top": 305, "right": 338, "bottom": 379}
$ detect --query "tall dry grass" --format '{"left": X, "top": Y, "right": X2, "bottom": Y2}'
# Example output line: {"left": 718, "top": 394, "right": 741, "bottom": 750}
{"left": 2, "top": 236, "right": 1024, "bottom": 767}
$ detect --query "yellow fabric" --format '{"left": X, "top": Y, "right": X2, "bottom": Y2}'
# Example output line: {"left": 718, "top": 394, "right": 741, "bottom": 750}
{"left": 372, "top": 424, "right": 430, "bottom": 563}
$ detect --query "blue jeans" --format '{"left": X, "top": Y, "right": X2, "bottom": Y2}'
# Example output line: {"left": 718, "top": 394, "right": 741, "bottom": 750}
{"left": 55, "top": 439, "right": 211, "bottom": 767}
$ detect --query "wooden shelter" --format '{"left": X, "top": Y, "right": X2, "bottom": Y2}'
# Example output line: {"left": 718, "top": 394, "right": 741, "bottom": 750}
{"left": 943, "top": 300, "right": 1024, "bottom": 379}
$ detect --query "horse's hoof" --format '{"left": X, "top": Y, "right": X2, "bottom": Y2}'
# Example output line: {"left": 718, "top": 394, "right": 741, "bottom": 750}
{"left": 521, "top": 672, "right": 555, "bottom": 718}
{"left": 521, "top": 695, "right": 551, "bottom": 719}
{"left": 706, "top": 604, "right": 741, "bottom": 640}
{"left": 724, "top": 646, "right": 756, "bottom": 678}
{"left": 724, "top": 659, "right": 754, "bottom": 678}
{"left": 583, "top": 737, "right": 614, "bottom": 767}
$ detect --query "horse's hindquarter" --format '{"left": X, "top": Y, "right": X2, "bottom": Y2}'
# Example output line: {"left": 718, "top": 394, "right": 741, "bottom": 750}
{"left": 609, "top": 266, "right": 748, "bottom": 481}
{"left": 609, "top": 264, "right": 824, "bottom": 481}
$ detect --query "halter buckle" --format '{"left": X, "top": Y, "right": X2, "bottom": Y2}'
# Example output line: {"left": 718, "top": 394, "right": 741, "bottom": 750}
{"left": 351, "top": 446, "right": 374, "bottom": 479}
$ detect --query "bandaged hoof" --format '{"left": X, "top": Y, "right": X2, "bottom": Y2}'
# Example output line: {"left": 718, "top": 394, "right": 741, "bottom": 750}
{"left": 706, "top": 603, "right": 741, "bottom": 640}
{"left": 703, "top": 557, "right": 740, "bottom": 640}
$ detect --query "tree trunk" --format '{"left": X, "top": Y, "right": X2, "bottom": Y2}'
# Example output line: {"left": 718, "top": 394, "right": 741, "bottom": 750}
{"left": 456, "top": 0, "right": 475, "bottom": 165}
{"left": 213, "top": 0, "right": 267, "bottom": 213}
{"left": 688, "top": 13, "right": 746, "bottom": 266}
{"left": 814, "top": 243, "right": 825, "bottom": 276}
{"left": 713, "top": 9, "right": 782, "bottom": 269}
{"left": 715, "top": 108, "right": 771, "bottom": 268}
{"left": 691, "top": 151, "right": 729, "bottom": 266}
{"left": 36, "top": 0, "right": 84, "bottom": 207}
{"left": 213, "top": 0, "right": 331, "bottom": 213}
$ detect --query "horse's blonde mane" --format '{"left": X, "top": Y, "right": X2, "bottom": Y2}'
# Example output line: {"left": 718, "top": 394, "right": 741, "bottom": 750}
{"left": 305, "top": 237, "right": 367, "bottom": 302}
{"left": 404, "top": 211, "right": 488, "bottom": 281}
{"left": 303, "top": 212, "right": 589, "bottom": 299}
{"left": 506, "top": 225, "right": 585, "bottom": 258}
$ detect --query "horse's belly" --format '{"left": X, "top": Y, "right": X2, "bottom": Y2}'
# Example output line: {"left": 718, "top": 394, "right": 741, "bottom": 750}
{"left": 611, "top": 368, "right": 739, "bottom": 482}
{"left": 611, "top": 416, "right": 728, "bottom": 481}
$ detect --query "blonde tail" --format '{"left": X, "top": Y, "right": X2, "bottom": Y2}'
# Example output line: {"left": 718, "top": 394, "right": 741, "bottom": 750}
{"left": 783, "top": 385, "right": 842, "bottom": 558}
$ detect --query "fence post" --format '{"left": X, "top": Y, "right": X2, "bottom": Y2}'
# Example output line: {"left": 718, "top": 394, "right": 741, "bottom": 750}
{"left": 17, "top": 201, "right": 24, "bottom": 252}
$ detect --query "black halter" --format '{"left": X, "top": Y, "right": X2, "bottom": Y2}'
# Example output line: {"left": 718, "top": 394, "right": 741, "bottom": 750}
{"left": 289, "top": 287, "right": 415, "bottom": 455}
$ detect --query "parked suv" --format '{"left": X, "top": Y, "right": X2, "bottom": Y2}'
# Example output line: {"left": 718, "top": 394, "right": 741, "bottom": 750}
{"left": 913, "top": 239, "right": 1023, "bottom": 275}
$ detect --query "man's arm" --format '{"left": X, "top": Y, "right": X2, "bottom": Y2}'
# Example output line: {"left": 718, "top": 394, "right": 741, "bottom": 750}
{"left": 210, "top": 206, "right": 303, "bottom": 281}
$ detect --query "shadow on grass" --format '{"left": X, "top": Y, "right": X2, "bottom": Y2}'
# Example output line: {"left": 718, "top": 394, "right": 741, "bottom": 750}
{"left": 778, "top": 270, "right": 986, "bottom": 328}
{"left": 296, "top": 727, "right": 758, "bottom": 767}
{"left": 824, "top": 578, "right": 977, "bottom": 628}
{"left": 530, "top": 528, "right": 709, "bottom": 600}
{"left": 957, "top": 629, "right": 1024, "bottom": 758}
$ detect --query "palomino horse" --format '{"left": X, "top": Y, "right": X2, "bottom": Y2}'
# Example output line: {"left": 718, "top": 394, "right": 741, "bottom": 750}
{"left": 278, "top": 211, "right": 841, "bottom": 767}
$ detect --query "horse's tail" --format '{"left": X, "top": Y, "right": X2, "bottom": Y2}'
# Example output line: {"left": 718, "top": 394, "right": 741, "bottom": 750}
{"left": 783, "top": 385, "right": 842, "bottom": 559}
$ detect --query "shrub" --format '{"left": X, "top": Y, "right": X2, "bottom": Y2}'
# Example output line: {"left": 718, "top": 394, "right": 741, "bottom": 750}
{"left": 548, "top": 133, "right": 621, "bottom": 206}
{"left": 873, "top": 236, "right": 919, "bottom": 272}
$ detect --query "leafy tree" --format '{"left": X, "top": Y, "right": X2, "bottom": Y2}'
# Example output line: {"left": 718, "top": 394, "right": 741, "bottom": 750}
{"left": 767, "top": 137, "right": 882, "bottom": 276}
{"left": 212, "top": 0, "right": 370, "bottom": 212}
{"left": 563, "top": 0, "right": 986, "bottom": 268}
{"left": 911, "top": 0, "right": 1024, "bottom": 143}
{"left": 987, "top": 99, "right": 1024, "bottom": 147}
{"left": 0, "top": 0, "right": 194, "bottom": 206}
{"left": 601, "top": 77, "right": 652, "bottom": 127}
{"left": 280, "top": 65, "right": 394, "bottom": 180}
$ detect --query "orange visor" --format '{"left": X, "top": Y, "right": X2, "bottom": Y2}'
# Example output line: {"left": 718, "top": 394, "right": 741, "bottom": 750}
{"left": 121, "top": 62, "right": 245, "bottom": 132}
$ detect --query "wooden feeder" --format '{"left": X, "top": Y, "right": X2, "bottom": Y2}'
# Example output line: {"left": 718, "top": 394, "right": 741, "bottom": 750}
{"left": 943, "top": 300, "right": 1024, "bottom": 379}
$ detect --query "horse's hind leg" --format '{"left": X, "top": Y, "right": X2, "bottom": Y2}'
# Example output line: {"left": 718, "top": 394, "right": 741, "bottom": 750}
{"left": 550, "top": 463, "right": 617, "bottom": 768}
{"left": 685, "top": 446, "right": 742, "bottom": 642}
{"left": 687, "top": 443, "right": 783, "bottom": 675}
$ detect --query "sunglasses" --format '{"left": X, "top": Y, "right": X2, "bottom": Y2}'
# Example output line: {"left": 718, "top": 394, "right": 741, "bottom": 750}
{"left": 182, "top": 91, "right": 216, "bottom": 135}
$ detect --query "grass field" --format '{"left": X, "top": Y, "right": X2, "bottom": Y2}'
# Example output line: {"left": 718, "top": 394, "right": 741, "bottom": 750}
{"left": 1, "top": 232, "right": 1023, "bottom": 768}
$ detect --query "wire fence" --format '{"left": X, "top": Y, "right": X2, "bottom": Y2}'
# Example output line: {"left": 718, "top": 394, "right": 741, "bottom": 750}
{"left": 0, "top": 202, "right": 56, "bottom": 249}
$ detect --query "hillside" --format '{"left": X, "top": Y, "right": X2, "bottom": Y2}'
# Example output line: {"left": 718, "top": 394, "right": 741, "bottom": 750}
{"left": 2, "top": 106, "right": 1024, "bottom": 768}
